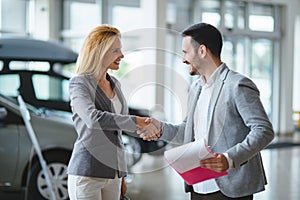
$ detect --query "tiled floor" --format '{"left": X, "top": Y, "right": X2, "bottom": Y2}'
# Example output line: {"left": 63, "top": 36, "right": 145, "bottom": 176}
{"left": 255, "top": 147, "right": 300, "bottom": 200}
{"left": 125, "top": 134, "right": 300, "bottom": 200}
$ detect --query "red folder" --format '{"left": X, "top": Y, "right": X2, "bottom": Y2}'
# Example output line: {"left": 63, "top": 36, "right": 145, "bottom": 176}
{"left": 164, "top": 140, "right": 228, "bottom": 185}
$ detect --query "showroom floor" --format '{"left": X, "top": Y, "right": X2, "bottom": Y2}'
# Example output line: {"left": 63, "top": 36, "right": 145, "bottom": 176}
{"left": 0, "top": 135, "right": 299, "bottom": 200}
{"left": 126, "top": 135, "right": 300, "bottom": 200}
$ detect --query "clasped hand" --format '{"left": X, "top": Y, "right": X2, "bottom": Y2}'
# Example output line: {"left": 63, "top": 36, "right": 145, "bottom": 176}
{"left": 137, "top": 118, "right": 161, "bottom": 141}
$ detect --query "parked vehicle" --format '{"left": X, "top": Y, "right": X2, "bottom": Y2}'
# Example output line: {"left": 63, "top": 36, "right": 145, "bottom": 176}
{"left": 0, "top": 37, "right": 167, "bottom": 199}
{"left": 0, "top": 93, "right": 75, "bottom": 199}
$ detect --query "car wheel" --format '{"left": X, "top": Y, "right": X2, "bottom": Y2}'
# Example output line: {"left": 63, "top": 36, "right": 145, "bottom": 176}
{"left": 27, "top": 150, "right": 71, "bottom": 200}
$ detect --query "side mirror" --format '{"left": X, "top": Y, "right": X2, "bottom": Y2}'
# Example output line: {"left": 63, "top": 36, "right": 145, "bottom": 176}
{"left": 0, "top": 107, "right": 8, "bottom": 120}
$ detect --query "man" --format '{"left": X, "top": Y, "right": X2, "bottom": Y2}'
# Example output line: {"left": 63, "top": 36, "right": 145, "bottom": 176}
{"left": 138, "top": 23, "right": 274, "bottom": 200}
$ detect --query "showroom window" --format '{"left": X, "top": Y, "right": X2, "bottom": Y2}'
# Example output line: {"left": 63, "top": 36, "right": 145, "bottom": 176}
{"left": 62, "top": 0, "right": 102, "bottom": 52}
{"left": 249, "top": 3, "right": 275, "bottom": 32}
{"left": 110, "top": 0, "right": 157, "bottom": 114}
{"left": 61, "top": 0, "right": 159, "bottom": 115}
{"left": 164, "top": 0, "right": 280, "bottom": 122}
{"left": 198, "top": 0, "right": 280, "bottom": 119}
{"left": 163, "top": 0, "right": 193, "bottom": 123}
{"left": 0, "top": 0, "right": 28, "bottom": 36}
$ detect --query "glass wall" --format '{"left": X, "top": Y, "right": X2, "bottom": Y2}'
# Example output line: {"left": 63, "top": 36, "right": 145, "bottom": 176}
{"left": 0, "top": 0, "right": 28, "bottom": 36}
{"left": 163, "top": 0, "right": 280, "bottom": 123}
{"left": 109, "top": 1, "right": 155, "bottom": 113}
{"left": 197, "top": 0, "right": 279, "bottom": 120}
{"left": 0, "top": 0, "right": 286, "bottom": 128}
{"left": 62, "top": 0, "right": 102, "bottom": 52}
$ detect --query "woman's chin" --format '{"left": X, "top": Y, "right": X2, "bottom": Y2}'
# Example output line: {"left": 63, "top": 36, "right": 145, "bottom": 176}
{"left": 110, "top": 66, "right": 119, "bottom": 71}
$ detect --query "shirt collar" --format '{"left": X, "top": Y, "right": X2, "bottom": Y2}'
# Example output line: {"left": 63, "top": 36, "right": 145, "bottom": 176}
{"left": 199, "top": 63, "right": 224, "bottom": 87}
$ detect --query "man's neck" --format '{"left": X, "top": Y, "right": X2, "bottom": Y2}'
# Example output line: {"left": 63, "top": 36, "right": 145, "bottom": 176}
{"left": 202, "top": 57, "right": 222, "bottom": 83}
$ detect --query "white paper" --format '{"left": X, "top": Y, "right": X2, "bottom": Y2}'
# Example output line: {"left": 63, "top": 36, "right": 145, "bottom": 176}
{"left": 164, "top": 140, "right": 213, "bottom": 173}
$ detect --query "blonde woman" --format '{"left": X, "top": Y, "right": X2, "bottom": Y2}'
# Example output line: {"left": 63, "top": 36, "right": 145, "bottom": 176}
{"left": 67, "top": 24, "right": 159, "bottom": 200}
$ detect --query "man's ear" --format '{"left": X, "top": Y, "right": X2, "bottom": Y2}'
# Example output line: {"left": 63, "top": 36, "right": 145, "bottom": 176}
{"left": 198, "top": 44, "right": 206, "bottom": 57}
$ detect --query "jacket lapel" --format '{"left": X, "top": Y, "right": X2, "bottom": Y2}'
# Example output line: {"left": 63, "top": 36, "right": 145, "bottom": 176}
{"left": 184, "top": 80, "right": 202, "bottom": 143}
{"left": 207, "top": 65, "right": 230, "bottom": 145}
{"left": 89, "top": 74, "right": 114, "bottom": 113}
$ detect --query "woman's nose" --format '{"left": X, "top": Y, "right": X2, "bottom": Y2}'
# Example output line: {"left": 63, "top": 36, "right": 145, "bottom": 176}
{"left": 120, "top": 52, "right": 124, "bottom": 59}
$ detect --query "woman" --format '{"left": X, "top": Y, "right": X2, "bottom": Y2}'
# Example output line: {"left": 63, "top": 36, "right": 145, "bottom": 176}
{"left": 67, "top": 24, "right": 158, "bottom": 200}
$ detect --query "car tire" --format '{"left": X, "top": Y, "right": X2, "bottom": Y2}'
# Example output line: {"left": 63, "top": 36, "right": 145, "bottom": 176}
{"left": 26, "top": 150, "right": 71, "bottom": 200}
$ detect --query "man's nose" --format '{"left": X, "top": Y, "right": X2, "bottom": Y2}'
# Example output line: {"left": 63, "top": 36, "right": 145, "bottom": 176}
{"left": 183, "top": 59, "right": 189, "bottom": 64}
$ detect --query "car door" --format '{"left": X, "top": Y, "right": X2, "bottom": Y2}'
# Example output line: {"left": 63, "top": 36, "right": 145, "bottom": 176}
{"left": 0, "top": 105, "right": 21, "bottom": 187}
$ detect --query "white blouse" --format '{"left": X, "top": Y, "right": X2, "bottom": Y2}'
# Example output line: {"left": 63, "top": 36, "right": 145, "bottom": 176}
{"left": 111, "top": 94, "right": 122, "bottom": 114}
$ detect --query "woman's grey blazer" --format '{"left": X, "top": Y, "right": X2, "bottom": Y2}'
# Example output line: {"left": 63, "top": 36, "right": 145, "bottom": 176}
{"left": 67, "top": 73, "right": 137, "bottom": 178}
{"left": 161, "top": 64, "right": 274, "bottom": 198}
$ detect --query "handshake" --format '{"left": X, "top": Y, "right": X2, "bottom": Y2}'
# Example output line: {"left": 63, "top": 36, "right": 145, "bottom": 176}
{"left": 136, "top": 117, "right": 162, "bottom": 141}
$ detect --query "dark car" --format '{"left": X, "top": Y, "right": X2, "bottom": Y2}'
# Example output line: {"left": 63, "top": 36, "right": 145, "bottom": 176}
{"left": 0, "top": 37, "right": 77, "bottom": 112}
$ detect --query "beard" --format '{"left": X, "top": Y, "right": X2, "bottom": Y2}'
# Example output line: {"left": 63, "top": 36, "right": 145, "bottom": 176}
{"left": 189, "top": 66, "right": 200, "bottom": 76}
{"left": 190, "top": 71, "right": 197, "bottom": 76}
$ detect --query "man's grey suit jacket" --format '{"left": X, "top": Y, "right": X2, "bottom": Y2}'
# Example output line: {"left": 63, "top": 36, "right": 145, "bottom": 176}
{"left": 161, "top": 64, "right": 274, "bottom": 198}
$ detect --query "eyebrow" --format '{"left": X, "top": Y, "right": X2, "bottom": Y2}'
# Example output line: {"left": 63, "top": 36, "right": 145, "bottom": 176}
{"left": 111, "top": 47, "right": 120, "bottom": 51}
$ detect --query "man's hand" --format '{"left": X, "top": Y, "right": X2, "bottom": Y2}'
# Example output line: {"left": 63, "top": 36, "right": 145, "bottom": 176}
{"left": 200, "top": 153, "right": 229, "bottom": 172}
{"left": 136, "top": 118, "right": 162, "bottom": 141}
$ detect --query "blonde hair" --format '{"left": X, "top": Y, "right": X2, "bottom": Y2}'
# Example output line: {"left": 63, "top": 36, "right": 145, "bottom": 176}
{"left": 76, "top": 24, "right": 121, "bottom": 80}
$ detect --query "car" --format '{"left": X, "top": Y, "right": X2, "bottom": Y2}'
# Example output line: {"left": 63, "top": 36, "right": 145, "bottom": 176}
{"left": 0, "top": 37, "right": 167, "bottom": 199}
{"left": 0, "top": 93, "right": 76, "bottom": 199}
{"left": 0, "top": 93, "right": 150, "bottom": 199}
{"left": 0, "top": 36, "right": 77, "bottom": 112}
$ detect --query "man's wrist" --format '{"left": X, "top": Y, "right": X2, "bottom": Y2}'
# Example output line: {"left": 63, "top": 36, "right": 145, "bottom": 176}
{"left": 223, "top": 152, "right": 233, "bottom": 168}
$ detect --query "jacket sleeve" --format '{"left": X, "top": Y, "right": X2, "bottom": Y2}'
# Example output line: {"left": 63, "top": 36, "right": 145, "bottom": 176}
{"left": 160, "top": 119, "right": 186, "bottom": 145}
{"left": 226, "top": 76, "right": 274, "bottom": 167}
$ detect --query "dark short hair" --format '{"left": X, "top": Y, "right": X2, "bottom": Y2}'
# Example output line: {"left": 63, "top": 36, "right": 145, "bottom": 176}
{"left": 182, "top": 23, "right": 223, "bottom": 58}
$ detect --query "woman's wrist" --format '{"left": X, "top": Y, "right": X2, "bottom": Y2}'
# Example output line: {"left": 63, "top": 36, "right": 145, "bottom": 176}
{"left": 136, "top": 116, "right": 148, "bottom": 127}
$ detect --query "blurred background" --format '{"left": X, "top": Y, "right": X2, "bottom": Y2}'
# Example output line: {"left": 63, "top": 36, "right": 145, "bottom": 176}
{"left": 0, "top": 0, "right": 300, "bottom": 200}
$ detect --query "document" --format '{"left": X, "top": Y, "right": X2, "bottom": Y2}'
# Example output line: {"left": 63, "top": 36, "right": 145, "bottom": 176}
{"left": 164, "top": 140, "right": 228, "bottom": 185}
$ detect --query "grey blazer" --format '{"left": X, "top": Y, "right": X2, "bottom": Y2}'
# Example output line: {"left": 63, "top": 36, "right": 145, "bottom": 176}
{"left": 67, "top": 73, "right": 137, "bottom": 178}
{"left": 161, "top": 64, "right": 274, "bottom": 198}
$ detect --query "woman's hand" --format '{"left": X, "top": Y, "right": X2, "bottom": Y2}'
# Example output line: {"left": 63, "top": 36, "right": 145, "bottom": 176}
{"left": 136, "top": 117, "right": 161, "bottom": 141}
{"left": 121, "top": 177, "right": 127, "bottom": 198}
